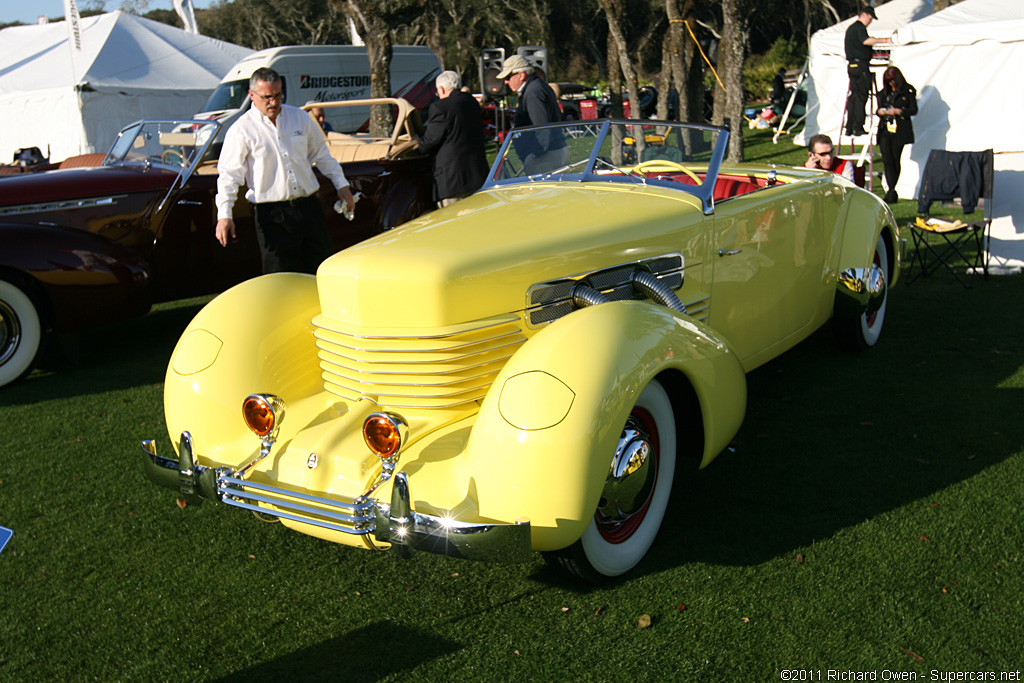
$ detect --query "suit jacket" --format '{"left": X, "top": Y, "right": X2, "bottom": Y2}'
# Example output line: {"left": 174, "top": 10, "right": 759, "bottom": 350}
{"left": 418, "top": 90, "right": 489, "bottom": 201}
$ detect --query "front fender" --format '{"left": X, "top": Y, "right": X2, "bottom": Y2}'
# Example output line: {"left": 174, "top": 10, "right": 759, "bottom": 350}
{"left": 462, "top": 301, "right": 746, "bottom": 551}
{"left": 163, "top": 273, "right": 323, "bottom": 463}
{"left": 0, "top": 222, "right": 150, "bottom": 331}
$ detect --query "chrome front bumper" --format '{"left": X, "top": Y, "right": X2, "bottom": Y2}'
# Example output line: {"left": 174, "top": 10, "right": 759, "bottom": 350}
{"left": 140, "top": 433, "right": 532, "bottom": 564}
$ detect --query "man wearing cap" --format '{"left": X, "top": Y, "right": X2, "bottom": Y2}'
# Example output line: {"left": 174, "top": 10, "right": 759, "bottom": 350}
{"left": 497, "top": 54, "right": 569, "bottom": 175}
{"left": 844, "top": 5, "right": 883, "bottom": 137}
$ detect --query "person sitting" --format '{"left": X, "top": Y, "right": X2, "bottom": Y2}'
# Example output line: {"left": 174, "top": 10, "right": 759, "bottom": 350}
{"left": 310, "top": 106, "right": 333, "bottom": 133}
{"left": 803, "top": 134, "right": 855, "bottom": 183}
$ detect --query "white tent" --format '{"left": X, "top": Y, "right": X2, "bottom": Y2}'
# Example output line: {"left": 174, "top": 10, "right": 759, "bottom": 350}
{"left": 889, "top": 0, "right": 1024, "bottom": 271}
{"left": 795, "top": 0, "right": 933, "bottom": 148}
{"left": 0, "top": 11, "right": 252, "bottom": 163}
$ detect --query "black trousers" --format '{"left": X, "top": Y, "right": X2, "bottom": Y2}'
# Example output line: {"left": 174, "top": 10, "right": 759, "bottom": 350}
{"left": 878, "top": 134, "right": 905, "bottom": 194}
{"left": 253, "top": 194, "right": 333, "bottom": 275}
{"left": 846, "top": 63, "right": 873, "bottom": 134}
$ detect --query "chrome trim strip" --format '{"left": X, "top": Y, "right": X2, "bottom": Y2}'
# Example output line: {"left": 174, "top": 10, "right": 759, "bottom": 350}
{"left": 0, "top": 195, "right": 125, "bottom": 217}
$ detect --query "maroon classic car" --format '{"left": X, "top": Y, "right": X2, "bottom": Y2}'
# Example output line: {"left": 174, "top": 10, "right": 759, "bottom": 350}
{"left": 0, "top": 100, "right": 434, "bottom": 388}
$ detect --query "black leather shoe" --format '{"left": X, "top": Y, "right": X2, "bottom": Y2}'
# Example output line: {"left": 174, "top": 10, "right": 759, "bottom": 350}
{"left": 884, "top": 189, "right": 898, "bottom": 204}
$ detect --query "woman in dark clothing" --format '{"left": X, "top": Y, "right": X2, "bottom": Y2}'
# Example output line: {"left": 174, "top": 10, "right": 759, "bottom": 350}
{"left": 875, "top": 66, "right": 918, "bottom": 204}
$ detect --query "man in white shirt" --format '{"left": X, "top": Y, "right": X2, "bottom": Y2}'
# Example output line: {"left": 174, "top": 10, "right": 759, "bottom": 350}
{"left": 215, "top": 67, "right": 356, "bottom": 274}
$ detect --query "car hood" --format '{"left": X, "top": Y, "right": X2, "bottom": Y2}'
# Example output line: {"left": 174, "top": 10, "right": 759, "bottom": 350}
{"left": 0, "top": 165, "right": 175, "bottom": 207}
{"left": 316, "top": 182, "right": 704, "bottom": 331}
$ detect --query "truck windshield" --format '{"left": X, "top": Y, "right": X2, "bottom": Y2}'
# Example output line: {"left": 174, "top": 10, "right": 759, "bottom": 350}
{"left": 200, "top": 79, "right": 250, "bottom": 113}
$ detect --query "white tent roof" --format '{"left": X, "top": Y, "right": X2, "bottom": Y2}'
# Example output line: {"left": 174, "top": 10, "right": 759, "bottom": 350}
{"left": 810, "top": 0, "right": 933, "bottom": 57}
{"left": 0, "top": 11, "right": 251, "bottom": 161}
{"left": 894, "top": 0, "right": 1024, "bottom": 45}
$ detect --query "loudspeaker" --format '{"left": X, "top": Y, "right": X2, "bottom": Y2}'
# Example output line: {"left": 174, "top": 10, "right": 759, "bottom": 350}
{"left": 517, "top": 45, "right": 548, "bottom": 81}
{"left": 479, "top": 48, "right": 506, "bottom": 101}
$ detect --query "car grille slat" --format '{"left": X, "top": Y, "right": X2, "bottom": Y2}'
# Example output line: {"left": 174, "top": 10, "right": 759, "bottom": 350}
{"left": 313, "top": 315, "right": 527, "bottom": 409}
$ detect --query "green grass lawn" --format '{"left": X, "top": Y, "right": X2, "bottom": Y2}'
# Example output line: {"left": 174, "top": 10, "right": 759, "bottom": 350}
{"left": 0, "top": 128, "right": 1021, "bottom": 681}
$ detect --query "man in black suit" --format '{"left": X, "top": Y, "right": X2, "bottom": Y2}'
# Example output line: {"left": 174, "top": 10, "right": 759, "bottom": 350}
{"left": 417, "top": 71, "right": 490, "bottom": 208}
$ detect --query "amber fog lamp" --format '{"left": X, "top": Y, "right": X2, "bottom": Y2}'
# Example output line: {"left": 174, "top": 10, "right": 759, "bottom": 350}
{"left": 363, "top": 412, "right": 409, "bottom": 459}
{"left": 242, "top": 394, "right": 285, "bottom": 438}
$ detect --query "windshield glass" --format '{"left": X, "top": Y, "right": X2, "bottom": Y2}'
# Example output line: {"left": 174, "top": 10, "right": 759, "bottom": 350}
{"left": 200, "top": 79, "right": 250, "bottom": 113}
{"left": 105, "top": 120, "right": 220, "bottom": 172}
{"left": 491, "top": 120, "right": 724, "bottom": 191}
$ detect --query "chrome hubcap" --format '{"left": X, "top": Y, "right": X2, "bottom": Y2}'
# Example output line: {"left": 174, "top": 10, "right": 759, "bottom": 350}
{"left": 0, "top": 299, "right": 21, "bottom": 366}
{"left": 596, "top": 412, "right": 659, "bottom": 542}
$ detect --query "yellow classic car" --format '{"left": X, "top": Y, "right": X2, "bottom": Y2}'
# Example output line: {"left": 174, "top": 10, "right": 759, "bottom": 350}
{"left": 141, "top": 119, "right": 901, "bottom": 583}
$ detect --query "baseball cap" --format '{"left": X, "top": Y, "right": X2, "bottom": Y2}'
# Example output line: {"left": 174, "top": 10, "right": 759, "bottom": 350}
{"left": 496, "top": 55, "right": 532, "bottom": 80}
{"left": 861, "top": 5, "right": 877, "bottom": 18}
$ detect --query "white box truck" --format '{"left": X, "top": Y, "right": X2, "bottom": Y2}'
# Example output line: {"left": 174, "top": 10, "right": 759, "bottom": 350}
{"left": 197, "top": 45, "right": 441, "bottom": 134}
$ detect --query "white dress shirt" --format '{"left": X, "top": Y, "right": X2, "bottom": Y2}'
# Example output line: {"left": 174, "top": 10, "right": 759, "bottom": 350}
{"left": 215, "top": 103, "right": 349, "bottom": 220}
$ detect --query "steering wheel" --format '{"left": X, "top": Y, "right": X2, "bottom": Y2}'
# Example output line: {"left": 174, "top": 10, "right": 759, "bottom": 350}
{"left": 161, "top": 148, "right": 185, "bottom": 166}
{"left": 632, "top": 159, "right": 701, "bottom": 184}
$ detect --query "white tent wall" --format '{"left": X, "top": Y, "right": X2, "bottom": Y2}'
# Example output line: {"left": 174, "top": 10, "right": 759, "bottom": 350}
{"left": 795, "top": 0, "right": 933, "bottom": 149}
{"left": 889, "top": 0, "right": 1024, "bottom": 269}
{"left": 0, "top": 11, "right": 252, "bottom": 163}
{"left": 0, "top": 88, "right": 86, "bottom": 163}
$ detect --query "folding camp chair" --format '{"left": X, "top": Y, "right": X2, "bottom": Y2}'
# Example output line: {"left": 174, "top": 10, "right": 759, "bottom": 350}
{"left": 905, "top": 149, "right": 993, "bottom": 288}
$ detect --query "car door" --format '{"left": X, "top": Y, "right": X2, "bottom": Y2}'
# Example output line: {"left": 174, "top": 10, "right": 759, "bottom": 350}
{"left": 708, "top": 180, "right": 832, "bottom": 369}
{"left": 149, "top": 171, "right": 262, "bottom": 301}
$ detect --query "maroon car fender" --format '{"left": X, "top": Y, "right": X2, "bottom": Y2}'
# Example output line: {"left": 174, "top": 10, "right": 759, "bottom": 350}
{"left": 0, "top": 223, "right": 151, "bottom": 332}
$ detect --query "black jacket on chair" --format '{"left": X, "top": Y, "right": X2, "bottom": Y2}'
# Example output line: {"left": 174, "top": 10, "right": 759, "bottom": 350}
{"left": 917, "top": 149, "right": 993, "bottom": 215}
{"left": 418, "top": 90, "right": 490, "bottom": 202}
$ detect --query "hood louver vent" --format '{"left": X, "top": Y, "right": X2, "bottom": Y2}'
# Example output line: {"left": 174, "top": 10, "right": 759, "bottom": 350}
{"left": 312, "top": 315, "right": 527, "bottom": 409}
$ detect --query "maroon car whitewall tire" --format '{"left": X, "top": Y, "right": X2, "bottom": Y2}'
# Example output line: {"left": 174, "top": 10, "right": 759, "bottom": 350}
{"left": 0, "top": 279, "right": 43, "bottom": 388}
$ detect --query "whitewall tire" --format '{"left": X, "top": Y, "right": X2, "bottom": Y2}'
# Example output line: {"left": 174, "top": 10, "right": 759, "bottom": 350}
{"left": 0, "top": 279, "right": 44, "bottom": 388}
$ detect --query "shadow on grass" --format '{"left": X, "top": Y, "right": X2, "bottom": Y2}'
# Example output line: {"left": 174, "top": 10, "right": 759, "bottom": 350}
{"left": 643, "top": 275, "right": 1024, "bottom": 571}
{"left": 0, "top": 296, "right": 210, "bottom": 407}
{"left": 214, "top": 622, "right": 461, "bottom": 683}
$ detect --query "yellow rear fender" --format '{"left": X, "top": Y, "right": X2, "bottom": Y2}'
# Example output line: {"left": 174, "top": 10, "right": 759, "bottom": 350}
{"left": 838, "top": 191, "right": 901, "bottom": 285}
{"left": 163, "top": 273, "right": 323, "bottom": 465}
{"left": 463, "top": 300, "right": 746, "bottom": 551}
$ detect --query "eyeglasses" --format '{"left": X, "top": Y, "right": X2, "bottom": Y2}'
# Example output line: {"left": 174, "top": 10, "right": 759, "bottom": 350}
{"left": 817, "top": 149, "right": 835, "bottom": 156}
{"left": 251, "top": 90, "right": 284, "bottom": 104}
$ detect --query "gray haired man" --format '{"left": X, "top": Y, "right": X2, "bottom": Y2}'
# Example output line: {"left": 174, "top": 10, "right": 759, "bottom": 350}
{"left": 214, "top": 67, "right": 356, "bottom": 274}
{"left": 418, "top": 70, "right": 489, "bottom": 207}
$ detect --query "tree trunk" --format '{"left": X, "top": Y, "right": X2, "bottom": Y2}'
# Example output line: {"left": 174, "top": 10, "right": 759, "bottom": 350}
{"left": 600, "top": 0, "right": 641, "bottom": 121}
{"left": 337, "top": 0, "right": 393, "bottom": 137}
{"left": 714, "top": 0, "right": 748, "bottom": 162}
